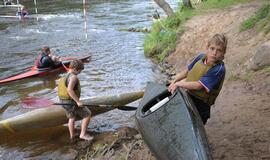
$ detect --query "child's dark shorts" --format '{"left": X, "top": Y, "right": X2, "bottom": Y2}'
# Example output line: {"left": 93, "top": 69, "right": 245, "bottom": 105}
{"left": 60, "top": 99, "right": 91, "bottom": 119}
{"left": 188, "top": 94, "right": 211, "bottom": 125}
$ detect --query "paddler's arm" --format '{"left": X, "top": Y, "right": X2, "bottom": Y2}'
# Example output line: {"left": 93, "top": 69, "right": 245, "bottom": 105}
{"left": 49, "top": 54, "right": 61, "bottom": 62}
{"left": 67, "top": 75, "right": 83, "bottom": 107}
{"left": 83, "top": 56, "right": 91, "bottom": 63}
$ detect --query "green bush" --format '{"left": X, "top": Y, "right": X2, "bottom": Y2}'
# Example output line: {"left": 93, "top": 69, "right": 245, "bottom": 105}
{"left": 144, "top": 17, "right": 178, "bottom": 61}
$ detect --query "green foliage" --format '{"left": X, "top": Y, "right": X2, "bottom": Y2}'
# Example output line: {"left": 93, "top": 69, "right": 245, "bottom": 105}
{"left": 163, "top": 12, "right": 182, "bottom": 29}
{"left": 240, "top": 4, "right": 270, "bottom": 32}
{"left": 262, "top": 66, "right": 270, "bottom": 72}
{"left": 199, "top": 0, "right": 253, "bottom": 10}
{"left": 144, "top": 17, "right": 178, "bottom": 62}
{"left": 177, "top": 6, "right": 196, "bottom": 22}
{"left": 226, "top": 73, "right": 241, "bottom": 82}
{"left": 242, "top": 71, "right": 255, "bottom": 81}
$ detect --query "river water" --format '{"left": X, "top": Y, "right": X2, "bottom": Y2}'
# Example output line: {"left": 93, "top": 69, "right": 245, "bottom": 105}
{"left": 0, "top": 0, "right": 177, "bottom": 159}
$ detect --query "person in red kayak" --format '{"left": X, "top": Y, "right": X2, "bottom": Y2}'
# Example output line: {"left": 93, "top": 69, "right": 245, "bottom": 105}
{"left": 58, "top": 59, "right": 93, "bottom": 141}
{"left": 35, "top": 46, "right": 62, "bottom": 69}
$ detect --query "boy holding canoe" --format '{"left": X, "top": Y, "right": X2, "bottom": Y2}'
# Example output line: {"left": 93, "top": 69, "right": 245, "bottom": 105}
{"left": 58, "top": 59, "right": 93, "bottom": 141}
{"left": 168, "top": 34, "right": 227, "bottom": 125}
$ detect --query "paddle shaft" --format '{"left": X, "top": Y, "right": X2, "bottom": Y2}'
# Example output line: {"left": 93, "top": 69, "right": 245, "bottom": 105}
{"left": 53, "top": 103, "right": 137, "bottom": 111}
{"left": 61, "top": 62, "right": 69, "bottom": 71}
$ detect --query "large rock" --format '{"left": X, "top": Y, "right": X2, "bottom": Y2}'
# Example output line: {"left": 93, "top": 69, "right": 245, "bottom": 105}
{"left": 248, "top": 41, "right": 270, "bottom": 70}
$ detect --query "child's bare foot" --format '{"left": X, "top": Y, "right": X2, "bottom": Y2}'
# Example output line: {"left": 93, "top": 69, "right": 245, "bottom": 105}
{"left": 70, "top": 132, "right": 79, "bottom": 140}
{"left": 79, "top": 134, "right": 93, "bottom": 141}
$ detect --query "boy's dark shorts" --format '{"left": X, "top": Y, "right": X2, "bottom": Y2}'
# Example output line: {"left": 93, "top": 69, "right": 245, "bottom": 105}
{"left": 188, "top": 94, "right": 211, "bottom": 125}
{"left": 60, "top": 99, "right": 91, "bottom": 119}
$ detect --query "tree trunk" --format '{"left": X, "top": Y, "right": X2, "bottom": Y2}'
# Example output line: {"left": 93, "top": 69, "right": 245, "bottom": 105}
{"left": 182, "top": 0, "right": 193, "bottom": 8}
{"left": 153, "top": 0, "right": 174, "bottom": 17}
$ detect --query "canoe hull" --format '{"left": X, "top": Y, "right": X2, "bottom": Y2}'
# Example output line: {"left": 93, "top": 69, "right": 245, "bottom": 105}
{"left": 0, "top": 91, "right": 143, "bottom": 135}
{"left": 135, "top": 83, "right": 212, "bottom": 160}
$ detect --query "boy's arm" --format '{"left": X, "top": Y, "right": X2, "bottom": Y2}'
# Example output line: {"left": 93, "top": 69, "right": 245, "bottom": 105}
{"left": 168, "top": 79, "right": 203, "bottom": 93}
{"left": 168, "top": 68, "right": 188, "bottom": 93}
{"left": 171, "top": 68, "right": 188, "bottom": 83}
{"left": 175, "top": 81, "right": 203, "bottom": 90}
{"left": 67, "top": 75, "right": 83, "bottom": 106}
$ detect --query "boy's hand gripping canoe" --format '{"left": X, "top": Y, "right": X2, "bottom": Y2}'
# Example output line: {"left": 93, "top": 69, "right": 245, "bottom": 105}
{"left": 21, "top": 97, "right": 137, "bottom": 111}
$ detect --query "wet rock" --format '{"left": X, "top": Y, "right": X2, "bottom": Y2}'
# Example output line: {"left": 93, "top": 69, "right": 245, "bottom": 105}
{"left": 76, "top": 140, "right": 93, "bottom": 150}
{"left": 60, "top": 148, "right": 78, "bottom": 160}
{"left": 247, "top": 85, "right": 253, "bottom": 91}
{"left": 116, "top": 127, "right": 138, "bottom": 138}
{"left": 47, "top": 148, "right": 78, "bottom": 160}
{"left": 121, "top": 27, "right": 151, "bottom": 33}
{"left": 62, "top": 149, "right": 77, "bottom": 159}
{"left": 134, "top": 134, "right": 142, "bottom": 139}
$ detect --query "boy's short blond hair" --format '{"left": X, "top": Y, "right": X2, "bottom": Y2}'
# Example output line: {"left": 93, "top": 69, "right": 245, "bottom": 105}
{"left": 208, "top": 34, "right": 228, "bottom": 53}
{"left": 70, "top": 59, "right": 84, "bottom": 71}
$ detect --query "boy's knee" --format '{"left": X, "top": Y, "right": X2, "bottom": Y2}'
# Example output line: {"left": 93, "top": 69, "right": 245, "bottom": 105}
{"left": 85, "top": 115, "right": 91, "bottom": 120}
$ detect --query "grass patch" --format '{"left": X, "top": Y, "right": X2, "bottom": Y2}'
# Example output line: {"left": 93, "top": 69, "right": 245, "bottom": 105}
{"left": 143, "top": 5, "right": 196, "bottom": 62}
{"left": 227, "top": 66, "right": 270, "bottom": 83}
{"left": 227, "top": 71, "right": 254, "bottom": 82}
{"left": 242, "top": 71, "right": 255, "bottom": 81}
{"left": 226, "top": 73, "right": 242, "bottom": 82}
{"left": 261, "top": 65, "right": 270, "bottom": 73}
{"left": 198, "top": 0, "right": 253, "bottom": 10}
{"left": 240, "top": 4, "right": 270, "bottom": 32}
{"left": 144, "top": 17, "right": 178, "bottom": 62}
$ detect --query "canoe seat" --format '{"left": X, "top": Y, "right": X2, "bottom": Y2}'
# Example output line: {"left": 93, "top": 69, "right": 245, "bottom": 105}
{"left": 142, "top": 90, "right": 172, "bottom": 115}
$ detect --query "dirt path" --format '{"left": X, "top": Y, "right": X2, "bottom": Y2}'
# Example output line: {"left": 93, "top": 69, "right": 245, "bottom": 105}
{"left": 207, "top": 81, "right": 270, "bottom": 160}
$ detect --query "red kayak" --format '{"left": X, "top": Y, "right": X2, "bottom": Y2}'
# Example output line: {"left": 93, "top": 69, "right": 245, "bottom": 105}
{"left": 0, "top": 55, "right": 91, "bottom": 84}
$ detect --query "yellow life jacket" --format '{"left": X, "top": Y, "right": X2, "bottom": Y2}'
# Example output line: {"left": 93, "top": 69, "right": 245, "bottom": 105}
{"left": 58, "top": 73, "right": 81, "bottom": 100}
{"left": 186, "top": 56, "right": 224, "bottom": 105}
